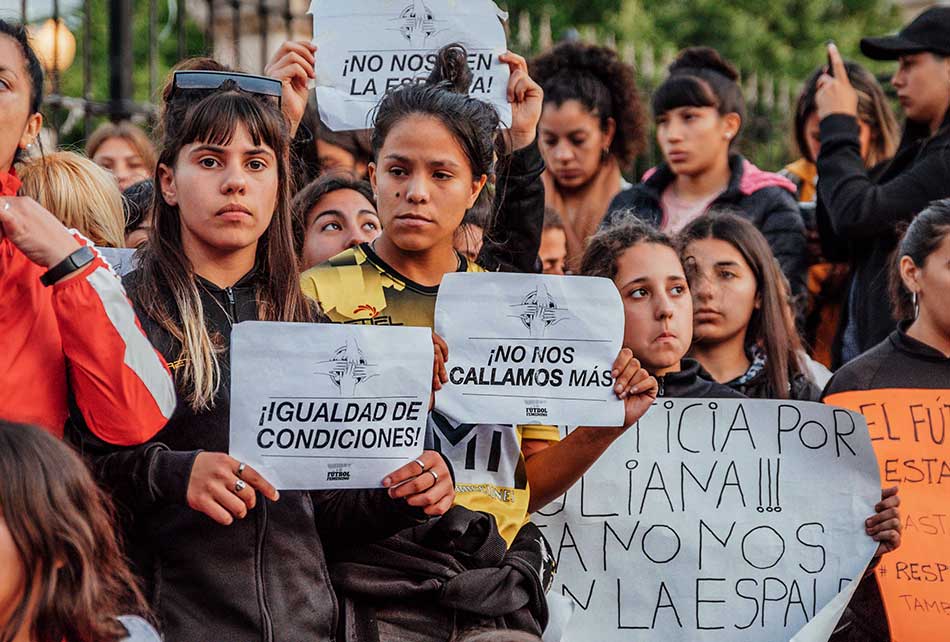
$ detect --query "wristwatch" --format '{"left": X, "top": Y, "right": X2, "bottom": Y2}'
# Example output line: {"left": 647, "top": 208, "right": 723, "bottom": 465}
{"left": 40, "top": 245, "right": 96, "bottom": 286}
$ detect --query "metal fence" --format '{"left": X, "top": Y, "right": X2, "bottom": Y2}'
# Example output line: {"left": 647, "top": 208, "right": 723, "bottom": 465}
{"left": 18, "top": 2, "right": 801, "bottom": 167}
{"left": 18, "top": 0, "right": 310, "bottom": 144}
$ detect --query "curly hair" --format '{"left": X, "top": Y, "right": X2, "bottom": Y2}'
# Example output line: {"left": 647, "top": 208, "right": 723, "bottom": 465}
{"left": 530, "top": 42, "right": 646, "bottom": 170}
{"left": 579, "top": 214, "right": 675, "bottom": 280}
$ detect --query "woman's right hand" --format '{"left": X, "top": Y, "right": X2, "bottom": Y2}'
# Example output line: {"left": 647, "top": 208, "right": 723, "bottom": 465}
{"left": 186, "top": 453, "right": 279, "bottom": 525}
{"left": 0, "top": 196, "right": 81, "bottom": 269}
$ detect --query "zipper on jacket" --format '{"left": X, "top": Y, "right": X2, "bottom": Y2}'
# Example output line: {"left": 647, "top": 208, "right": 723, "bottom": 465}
{"left": 226, "top": 287, "right": 237, "bottom": 323}
{"left": 256, "top": 499, "right": 274, "bottom": 642}
{"left": 657, "top": 376, "right": 665, "bottom": 397}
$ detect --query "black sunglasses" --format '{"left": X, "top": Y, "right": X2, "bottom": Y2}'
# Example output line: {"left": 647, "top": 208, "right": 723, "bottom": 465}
{"left": 170, "top": 70, "right": 283, "bottom": 107}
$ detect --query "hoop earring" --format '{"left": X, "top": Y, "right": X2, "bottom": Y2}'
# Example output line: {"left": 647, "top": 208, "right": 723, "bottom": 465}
{"left": 913, "top": 291, "right": 920, "bottom": 320}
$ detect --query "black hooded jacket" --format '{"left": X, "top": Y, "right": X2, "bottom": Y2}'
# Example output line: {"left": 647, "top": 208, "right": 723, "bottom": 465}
{"left": 656, "top": 359, "right": 747, "bottom": 399}
{"left": 816, "top": 110, "right": 950, "bottom": 367}
{"left": 70, "top": 269, "right": 428, "bottom": 642}
{"left": 603, "top": 155, "right": 808, "bottom": 301}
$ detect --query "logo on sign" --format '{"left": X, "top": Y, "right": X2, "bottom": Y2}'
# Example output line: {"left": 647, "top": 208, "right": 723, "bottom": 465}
{"left": 392, "top": 0, "right": 444, "bottom": 44}
{"left": 327, "top": 470, "right": 351, "bottom": 481}
{"left": 510, "top": 283, "right": 571, "bottom": 338}
{"left": 315, "top": 337, "right": 378, "bottom": 397}
{"left": 526, "top": 407, "right": 548, "bottom": 417}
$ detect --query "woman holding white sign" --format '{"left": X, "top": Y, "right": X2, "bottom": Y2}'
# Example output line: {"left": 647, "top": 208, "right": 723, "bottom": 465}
{"left": 302, "top": 44, "right": 657, "bottom": 547}
{"left": 72, "top": 68, "right": 454, "bottom": 642}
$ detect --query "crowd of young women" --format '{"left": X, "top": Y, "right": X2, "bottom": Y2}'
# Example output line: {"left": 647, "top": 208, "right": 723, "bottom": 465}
{"left": 2, "top": 6, "right": 949, "bottom": 642}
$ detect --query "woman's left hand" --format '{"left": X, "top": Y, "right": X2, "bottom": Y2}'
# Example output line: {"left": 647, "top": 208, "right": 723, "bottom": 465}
{"left": 500, "top": 51, "right": 543, "bottom": 151}
{"left": 264, "top": 40, "right": 317, "bottom": 137}
{"left": 611, "top": 348, "right": 659, "bottom": 428}
{"left": 867, "top": 485, "right": 901, "bottom": 557}
{"left": 383, "top": 450, "right": 455, "bottom": 516}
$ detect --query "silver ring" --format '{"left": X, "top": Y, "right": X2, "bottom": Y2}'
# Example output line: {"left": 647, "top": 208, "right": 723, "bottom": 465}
{"left": 413, "top": 458, "right": 426, "bottom": 473}
{"left": 428, "top": 469, "right": 439, "bottom": 484}
{"left": 2, "top": 201, "right": 9, "bottom": 212}
{"left": 236, "top": 462, "right": 246, "bottom": 478}
{"left": 234, "top": 479, "right": 247, "bottom": 493}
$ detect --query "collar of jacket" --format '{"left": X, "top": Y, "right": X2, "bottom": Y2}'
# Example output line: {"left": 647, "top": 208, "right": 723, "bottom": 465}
{"left": 890, "top": 320, "right": 950, "bottom": 362}
{"left": 658, "top": 358, "right": 708, "bottom": 396}
{"left": 194, "top": 267, "right": 258, "bottom": 294}
{"left": 896, "top": 106, "right": 950, "bottom": 155}
{"left": 640, "top": 155, "right": 756, "bottom": 203}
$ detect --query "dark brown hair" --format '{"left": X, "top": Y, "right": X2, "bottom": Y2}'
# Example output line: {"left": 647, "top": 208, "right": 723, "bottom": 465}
{"left": 652, "top": 47, "right": 745, "bottom": 146}
{"left": 793, "top": 61, "right": 899, "bottom": 166}
{"left": 677, "top": 212, "right": 806, "bottom": 398}
{"left": 579, "top": 214, "right": 675, "bottom": 280}
{"left": 530, "top": 41, "right": 646, "bottom": 170}
{"left": 889, "top": 199, "right": 950, "bottom": 320}
{"left": 137, "top": 68, "right": 311, "bottom": 411}
{"left": 291, "top": 171, "right": 376, "bottom": 257}
{"left": 0, "top": 421, "right": 148, "bottom": 642}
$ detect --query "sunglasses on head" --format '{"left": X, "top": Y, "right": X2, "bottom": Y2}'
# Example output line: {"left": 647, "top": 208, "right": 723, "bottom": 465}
{"left": 170, "top": 70, "right": 283, "bottom": 107}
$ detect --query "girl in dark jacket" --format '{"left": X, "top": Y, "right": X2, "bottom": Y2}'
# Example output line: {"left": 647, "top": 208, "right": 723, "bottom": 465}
{"left": 677, "top": 212, "right": 822, "bottom": 401}
{"left": 820, "top": 200, "right": 950, "bottom": 641}
{"left": 579, "top": 218, "right": 743, "bottom": 399}
{"left": 815, "top": 26, "right": 950, "bottom": 365}
{"left": 604, "top": 47, "right": 807, "bottom": 302}
{"left": 74, "top": 73, "right": 454, "bottom": 642}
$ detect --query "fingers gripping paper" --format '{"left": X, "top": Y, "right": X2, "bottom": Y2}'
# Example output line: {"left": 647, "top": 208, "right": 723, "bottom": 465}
{"left": 310, "top": 0, "right": 512, "bottom": 131}
{"left": 532, "top": 399, "right": 881, "bottom": 642}
{"left": 435, "top": 273, "right": 625, "bottom": 427}
{"left": 230, "top": 322, "right": 431, "bottom": 489}
{"left": 825, "top": 389, "right": 950, "bottom": 641}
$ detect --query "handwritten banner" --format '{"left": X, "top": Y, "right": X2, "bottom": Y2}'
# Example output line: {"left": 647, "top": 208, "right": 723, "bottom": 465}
{"left": 311, "top": 0, "right": 512, "bottom": 131}
{"left": 824, "top": 389, "right": 950, "bottom": 640}
{"left": 533, "top": 398, "right": 881, "bottom": 641}
{"left": 230, "top": 322, "right": 431, "bottom": 489}
{"left": 434, "top": 273, "right": 624, "bottom": 426}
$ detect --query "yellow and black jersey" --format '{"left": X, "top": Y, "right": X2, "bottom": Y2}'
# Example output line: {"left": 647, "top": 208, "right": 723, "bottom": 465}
{"left": 301, "top": 243, "right": 560, "bottom": 544}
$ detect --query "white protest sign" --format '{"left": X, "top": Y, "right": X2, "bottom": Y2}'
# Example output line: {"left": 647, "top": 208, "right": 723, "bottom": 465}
{"left": 230, "top": 321, "right": 431, "bottom": 489}
{"left": 434, "top": 273, "right": 625, "bottom": 427}
{"left": 311, "top": 0, "right": 512, "bottom": 131}
{"left": 532, "top": 398, "right": 881, "bottom": 642}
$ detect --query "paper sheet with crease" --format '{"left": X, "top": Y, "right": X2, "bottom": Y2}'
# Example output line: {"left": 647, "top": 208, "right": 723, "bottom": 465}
{"left": 310, "top": 0, "right": 512, "bottom": 131}
{"left": 532, "top": 398, "right": 881, "bottom": 641}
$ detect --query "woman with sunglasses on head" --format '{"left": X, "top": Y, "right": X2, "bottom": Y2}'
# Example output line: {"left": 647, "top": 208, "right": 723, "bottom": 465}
{"left": 302, "top": 41, "right": 655, "bottom": 544}
{"left": 73, "top": 65, "right": 454, "bottom": 641}
{"left": 677, "top": 212, "right": 821, "bottom": 401}
{"left": 0, "top": 19, "right": 174, "bottom": 444}
{"left": 605, "top": 47, "right": 808, "bottom": 304}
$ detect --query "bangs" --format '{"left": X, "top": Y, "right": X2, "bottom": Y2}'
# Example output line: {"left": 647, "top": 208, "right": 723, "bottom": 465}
{"left": 651, "top": 75, "right": 717, "bottom": 117}
{"left": 177, "top": 91, "right": 285, "bottom": 153}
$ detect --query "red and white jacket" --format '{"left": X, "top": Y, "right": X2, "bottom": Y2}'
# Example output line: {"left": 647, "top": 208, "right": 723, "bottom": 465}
{"left": 0, "top": 172, "right": 175, "bottom": 444}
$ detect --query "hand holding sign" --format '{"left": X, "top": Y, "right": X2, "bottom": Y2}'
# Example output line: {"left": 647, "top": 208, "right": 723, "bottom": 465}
{"left": 265, "top": 40, "right": 317, "bottom": 137}
{"left": 867, "top": 485, "right": 902, "bottom": 556}
{"left": 611, "top": 349, "right": 659, "bottom": 427}
{"left": 815, "top": 42, "right": 858, "bottom": 119}
{"left": 186, "top": 452, "right": 279, "bottom": 526}
{"left": 383, "top": 449, "right": 455, "bottom": 516}
{"left": 500, "top": 51, "right": 543, "bottom": 151}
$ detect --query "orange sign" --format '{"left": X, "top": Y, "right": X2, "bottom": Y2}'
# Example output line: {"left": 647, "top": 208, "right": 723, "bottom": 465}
{"left": 825, "top": 389, "right": 950, "bottom": 641}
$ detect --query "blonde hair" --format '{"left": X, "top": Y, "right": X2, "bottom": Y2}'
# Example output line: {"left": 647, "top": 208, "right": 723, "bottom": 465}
{"left": 85, "top": 121, "right": 157, "bottom": 172}
{"left": 19, "top": 151, "right": 126, "bottom": 247}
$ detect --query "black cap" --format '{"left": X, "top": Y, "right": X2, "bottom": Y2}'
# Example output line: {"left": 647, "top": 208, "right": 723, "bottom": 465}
{"left": 860, "top": 7, "right": 950, "bottom": 60}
